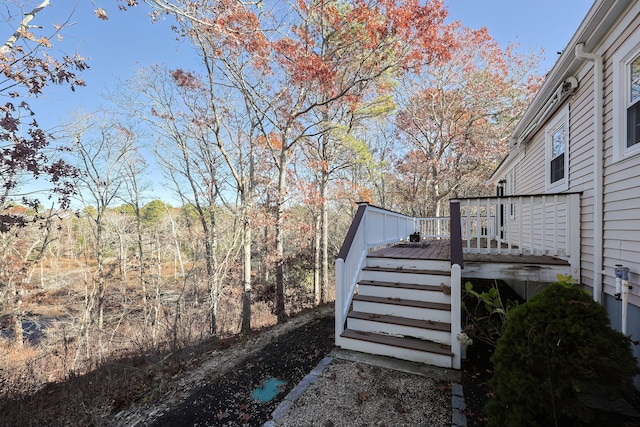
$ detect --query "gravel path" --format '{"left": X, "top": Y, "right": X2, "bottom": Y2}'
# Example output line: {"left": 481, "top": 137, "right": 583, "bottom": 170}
{"left": 269, "top": 356, "right": 453, "bottom": 427}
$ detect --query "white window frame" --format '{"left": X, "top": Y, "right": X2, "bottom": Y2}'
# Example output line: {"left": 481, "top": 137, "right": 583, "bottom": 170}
{"left": 613, "top": 29, "right": 640, "bottom": 162}
{"left": 506, "top": 167, "right": 516, "bottom": 219}
{"left": 545, "top": 105, "right": 569, "bottom": 193}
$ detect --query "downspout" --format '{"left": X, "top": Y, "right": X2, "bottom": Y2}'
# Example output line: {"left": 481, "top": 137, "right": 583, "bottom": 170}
{"left": 575, "top": 43, "right": 604, "bottom": 303}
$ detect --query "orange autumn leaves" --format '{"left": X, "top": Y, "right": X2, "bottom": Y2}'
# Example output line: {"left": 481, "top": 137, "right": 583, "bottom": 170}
{"left": 272, "top": 0, "right": 454, "bottom": 98}
{"left": 256, "top": 131, "right": 283, "bottom": 150}
{"left": 184, "top": 0, "right": 454, "bottom": 102}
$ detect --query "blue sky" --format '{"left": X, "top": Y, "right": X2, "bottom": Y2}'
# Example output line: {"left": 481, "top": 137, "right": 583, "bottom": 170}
{"left": 27, "top": 0, "right": 593, "bottom": 128}
{"left": 17, "top": 0, "right": 594, "bottom": 202}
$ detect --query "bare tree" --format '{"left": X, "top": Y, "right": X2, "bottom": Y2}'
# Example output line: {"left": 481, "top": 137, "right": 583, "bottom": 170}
{"left": 142, "top": 0, "right": 454, "bottom": 323}
{"left": 0, "top": 206, "right": 58, "bottom": 346}
{"left": 114, "top": 66, "right": 233, "bottom": 336}
{"left": 118, "top": 148, "right": 151, "bottom": 322}
{"left": 64, "top": 114, "right": 138, "bottom": 332}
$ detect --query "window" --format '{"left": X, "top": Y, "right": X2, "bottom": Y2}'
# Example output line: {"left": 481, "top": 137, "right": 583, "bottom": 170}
{"left": 507, "top": 168, "right": 516, "bottom": 219}
{"left": 627, "top": 56, "right": 640, "bottom": 148}
{"left": 613, "top": 31, "right": 640, "bottom": 161}
{"left": 550, "top": 126, "right": 566, "bottom": 183}
{"left": 545, "top": 106, "right": 569, "bottom": 192}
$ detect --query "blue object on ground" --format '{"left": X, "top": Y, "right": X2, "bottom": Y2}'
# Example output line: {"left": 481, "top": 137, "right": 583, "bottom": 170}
{"left": 252, "top": 377, "right": 287, "bottom": 402}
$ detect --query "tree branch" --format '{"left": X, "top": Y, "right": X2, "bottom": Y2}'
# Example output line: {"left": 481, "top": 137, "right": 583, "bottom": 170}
{"left": 1, "top": 0, "right": 50, "bottom": 54}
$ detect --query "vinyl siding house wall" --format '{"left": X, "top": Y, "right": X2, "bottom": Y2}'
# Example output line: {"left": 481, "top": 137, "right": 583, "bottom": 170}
{"left": 490, "top": 0, "right": 640, "bottom": 371}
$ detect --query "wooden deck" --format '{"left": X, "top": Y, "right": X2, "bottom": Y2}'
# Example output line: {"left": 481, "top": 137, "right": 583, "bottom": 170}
{"left": 368, "top": 239, "right": 572, "bottom": 283}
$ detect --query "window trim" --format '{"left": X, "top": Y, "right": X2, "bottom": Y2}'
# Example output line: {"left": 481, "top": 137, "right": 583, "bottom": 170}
{"left": 613, "top": 30, "right": 640, "bottom": 162}
{"left": 545, "top": 105, "right": 569, "bottom": 193}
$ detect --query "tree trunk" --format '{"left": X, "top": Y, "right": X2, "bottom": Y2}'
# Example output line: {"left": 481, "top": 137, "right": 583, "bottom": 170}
{"left": 240, "top": 202, "right": 252, "bottom": 333}
{"left": 96, "top": 219, "right": 105, "bottom": 331}
{"left": 209, "top": 280, "right": 218, "bottom": 336}
{"left": 135, "top": 211, "right": 147, "bottom": 325}
{"left": 275, "top": 147, "right": 288, "bottom": 323}
{"left": 425, "top": 166, "right": 439, "bottom": 218}
{"left": 320, "top": 172, "right": 329, "bottom": 304}
{"left": 206, "top": 212, "right": 219, "bottom": 336}
{"left": 313, "top": 210, "right": 321, "bottom": 306}
{"left": 118, "top": 232, "right": 127, "bottom": 302}
{"left": 194, "top": 202, "right": 219, "bottom": 336}
{"left": 153, "top": 231, "right": 162, "bottom": 346}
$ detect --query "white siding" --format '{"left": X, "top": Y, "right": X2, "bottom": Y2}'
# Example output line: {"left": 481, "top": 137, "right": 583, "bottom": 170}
{"left": 569, "top": 64, "right": 597, "bottom": 291}
{"left": 511, "top": 66, "right": 598, "bottom": 287}
{"left": 516, "top": 133, "right": 545, "bottom": 194}
{"left": 569, "top": 71, "right": 596, "bottom": 192}
{"left": 603, "top": 17, "right": 640, "bottom": 305}
{"left": 602, "top": 13, "right": 640, "bottom": 307}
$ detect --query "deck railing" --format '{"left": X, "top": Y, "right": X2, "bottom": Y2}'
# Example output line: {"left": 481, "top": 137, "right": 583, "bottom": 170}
{"left": 452, "top": 194, "right": 581, "bottom": 264}
{"left": 414, "top": 217, "right": 450, "bottom": 239}
{"left": 335, "top": 203, "right": 416, "bottom": 343}
{"left": 334, "top": 195, "right": 581, "bottom": 358}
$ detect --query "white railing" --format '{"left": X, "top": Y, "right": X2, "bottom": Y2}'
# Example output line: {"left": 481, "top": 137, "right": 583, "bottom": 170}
{"left": 335, "top": 204, "right": 416, "bottom": 344}
{"left": 453, "top": 194, "right": 581, "bottom": 263}
{"left": 415, "top": 217, "right": 451, "bottom": 239}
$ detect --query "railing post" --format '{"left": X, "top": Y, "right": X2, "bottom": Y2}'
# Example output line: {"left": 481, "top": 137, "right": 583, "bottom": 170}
{"left": 529, "top": 196, "right": 535, "bottom": 254}
{"left": 450, "top": 201, "right": 464, "bottom": 268}
{"left": 335, "top": 258, "right": 345, "bottom": 346}
{"left": 518, "top": 196, "right": 523, "bottom": 254}
{"left": 451, "top": 263, "right": 462, "bottom": 370}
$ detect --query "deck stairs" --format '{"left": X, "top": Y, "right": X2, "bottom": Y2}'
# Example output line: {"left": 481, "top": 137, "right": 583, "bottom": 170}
{"left": 338, "top": 252, "right": 456, "bottom": 369}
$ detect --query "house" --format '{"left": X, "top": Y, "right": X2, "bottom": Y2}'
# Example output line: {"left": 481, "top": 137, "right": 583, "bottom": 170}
{"left": 489, "top": 0, "right": 640, "bottom": 356}
{"left": 334, "top": 0, "right": 640, "bottom": 376}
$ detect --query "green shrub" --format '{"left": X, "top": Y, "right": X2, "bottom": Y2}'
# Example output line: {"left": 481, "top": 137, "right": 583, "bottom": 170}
{"left": 486, "top": 280, "right": 640, "bottom": 426}
{"left": 462, "top": 279, "right": 521, "bottom": 348}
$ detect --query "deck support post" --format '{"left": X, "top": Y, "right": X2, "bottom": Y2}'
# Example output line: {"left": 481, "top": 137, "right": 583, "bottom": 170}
{"left": 451, "top": 263, "right": 462, "bottom": 370}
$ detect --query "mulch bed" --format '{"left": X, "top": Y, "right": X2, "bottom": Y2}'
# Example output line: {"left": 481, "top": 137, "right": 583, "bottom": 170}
{"left": 150, "top": 313, "right": 335, "bottom": 426}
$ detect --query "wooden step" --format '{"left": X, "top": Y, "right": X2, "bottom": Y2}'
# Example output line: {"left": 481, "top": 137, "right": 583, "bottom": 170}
{"left": 362, "top": 266, "right": 450, "bottom": 276}
{"left": 358, "top": 279, "right": 443, "bottom": 293}
{"left": 359, "top": 267, "right": 452, "bottom": 287}
{"left": 341, "top": 329, "right": 452, "bottom": 356}
{"left": 352, "top": 294, "right": 450, "bottom": 311}
{"left": 347, "top": 310, "right": 450, "bottom": 333}
{"left": 357, "top": 279, "right": 451, "bottom": 304}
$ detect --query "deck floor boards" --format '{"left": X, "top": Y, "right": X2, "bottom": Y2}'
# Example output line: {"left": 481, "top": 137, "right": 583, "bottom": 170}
{"left": 368, "top": 239, "right": 569, "bottom": 267}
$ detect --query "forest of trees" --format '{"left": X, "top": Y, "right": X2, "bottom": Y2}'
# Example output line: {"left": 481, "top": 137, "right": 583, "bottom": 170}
{"left": 0, "top": 0, "right": 542, "bottom": 397}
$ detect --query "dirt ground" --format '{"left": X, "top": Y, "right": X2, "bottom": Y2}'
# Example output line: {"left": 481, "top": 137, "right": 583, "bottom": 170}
{"left": 144, "top": 310, "right": 336, "bottom": 426}
{"left": 0, "top": 304, "right": 469, "bottom": 426}
{"left": 0, "top": 305, "right": 334, "bottom": 426}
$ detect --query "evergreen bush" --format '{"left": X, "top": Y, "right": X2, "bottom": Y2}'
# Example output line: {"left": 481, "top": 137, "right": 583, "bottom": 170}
{"left": 486, "top": 279, "right": 639, "bottom": 426}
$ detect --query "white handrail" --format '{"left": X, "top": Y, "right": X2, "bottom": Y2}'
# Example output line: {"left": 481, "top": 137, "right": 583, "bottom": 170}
{"left": 334, "top": 196, "right": 581, "bottom": 366}
{"left": 335, "top": 204, "right": 415, "bottom": 344}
